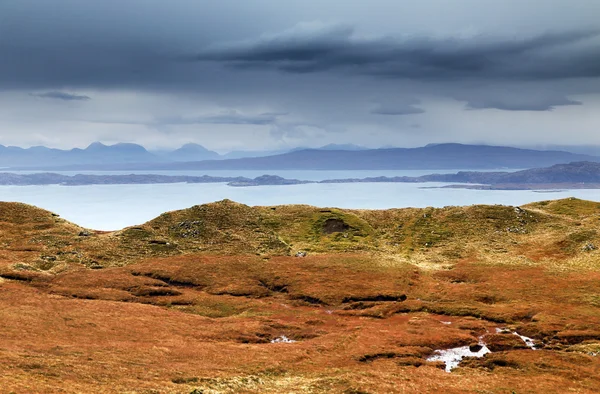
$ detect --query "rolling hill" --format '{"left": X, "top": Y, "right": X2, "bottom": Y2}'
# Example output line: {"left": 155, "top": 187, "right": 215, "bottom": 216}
{"left": 0, "top": 198, "right": 599, "bottom": 392}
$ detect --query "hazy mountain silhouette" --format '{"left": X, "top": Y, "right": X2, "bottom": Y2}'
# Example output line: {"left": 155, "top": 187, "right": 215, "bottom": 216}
{"left": 222, "top": 144, "right": 368, "bottom": 159}
{"left": 4, "top": 143, "right": 598, "bottom": 170}
{"left": 0, "top": 142, "right": 163, "bottom": 167}
{"left": 159, "top": 143, "right": 220, "bottom": 162}
{"left": 127, "top": 143, "right": 598, "bottom": 171}
{"left": 318, "top": 143, "right": 368, "bottom": 151}
{"left": 220, "top": 149, "right": 290, "bottom": 160}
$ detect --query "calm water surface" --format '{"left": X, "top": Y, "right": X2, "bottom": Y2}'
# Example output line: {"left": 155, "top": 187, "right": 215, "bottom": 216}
{"left": 0, "top": 177, "right": 598, "bottom": 230}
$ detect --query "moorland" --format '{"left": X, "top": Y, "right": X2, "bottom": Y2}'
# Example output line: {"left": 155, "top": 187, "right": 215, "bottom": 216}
{"left": 1, "top": 198, "right": 600, "bottom": 393}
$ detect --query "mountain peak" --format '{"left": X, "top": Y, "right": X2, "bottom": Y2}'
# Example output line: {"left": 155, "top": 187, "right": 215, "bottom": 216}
{"left": 165, "top": 143, "right": 220, "bottom": 162}
{"left": 85, "top": 142, "right": 108, "bottom": 150}
{"left": 84, "top": 142, "right": 148, "bottom": 153}
{"left": 177, "top": 143, "right": 212, "bottom": 152}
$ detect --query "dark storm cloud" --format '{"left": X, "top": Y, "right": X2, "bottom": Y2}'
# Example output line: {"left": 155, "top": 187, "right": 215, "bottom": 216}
{"left": 1, "top": 0, "right": 600, "bottom": 149}
{"left": 195, "top": 26, "right": 600, "bottom": 81}
{"left": 30, "top": 91, "right": 91, "bottom": 101}
{"left": 1, "top": 9, "right": 598, "bottom": 92}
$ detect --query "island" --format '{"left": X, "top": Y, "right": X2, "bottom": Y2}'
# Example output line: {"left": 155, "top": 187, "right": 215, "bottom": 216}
{"left": 0, "top": 161, "right": 599, "bottom": 190}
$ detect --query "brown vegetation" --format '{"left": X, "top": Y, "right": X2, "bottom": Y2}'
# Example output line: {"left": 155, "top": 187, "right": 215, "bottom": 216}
{"left": 0, "top": 198, "right": 599, "bottom": 392}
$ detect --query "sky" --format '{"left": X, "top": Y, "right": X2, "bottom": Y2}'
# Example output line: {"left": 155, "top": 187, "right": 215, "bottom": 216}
{"left": 1, "top": 0, "right": 599, "bottom": 152}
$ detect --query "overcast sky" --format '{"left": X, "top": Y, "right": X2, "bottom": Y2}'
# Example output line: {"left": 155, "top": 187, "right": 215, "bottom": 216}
{"left": 1, "top": 0, "right": 599, "bottom": 151}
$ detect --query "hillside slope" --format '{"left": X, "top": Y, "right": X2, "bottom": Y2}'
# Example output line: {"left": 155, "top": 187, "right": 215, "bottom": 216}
{"left": 0, "top": 198, "right": 599, "bottom": 393}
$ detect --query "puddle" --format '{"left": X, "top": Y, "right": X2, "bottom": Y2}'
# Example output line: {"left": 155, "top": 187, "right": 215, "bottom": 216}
{"left": 496, "top": 328, "right": 537, "bottom": 349}
{"left": 514, "top": 332, "right": 537, "bottom": 349}
{"left": 426, "top": 341, "right": 491, "bottom": 372}
{"left": 428, "top": 328, "right": 538, "bottom": 372}
{"left": 270, "top": 335, "right": 296, "bottom": 344}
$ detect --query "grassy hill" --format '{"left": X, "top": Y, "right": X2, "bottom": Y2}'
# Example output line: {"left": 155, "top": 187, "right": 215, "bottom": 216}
{"left": 0, "top": 198, "right": 599, "bottom": 392}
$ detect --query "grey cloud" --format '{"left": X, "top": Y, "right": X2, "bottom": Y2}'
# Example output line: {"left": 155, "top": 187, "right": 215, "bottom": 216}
{"left": 466, "top": 97, "right": 582, "bottom": 111}
{"left": 370, "top": 99, "right": 425, "bottom": 115}
{"left": 85, "top": 111, "right": 284, "bottom": 127}
{"left": 0, "top": 0, "right": 598, "bottom": 95}
{"left": 456, "top": 89, "right": 583, "bottom": 111}
{"left": 1, "top": 0, "right": 600, "bottom": 149}
{"left": 155, "top": 111, "right": 283, "bottom": 126}
{"left": 1, "top": 1, "right": 598, "bottom": 93}
{"left": 31, "top": 91, "right": 91, "bottom": 101}
{"left": 195, "top": 25, "right": 600, "bottom": 81}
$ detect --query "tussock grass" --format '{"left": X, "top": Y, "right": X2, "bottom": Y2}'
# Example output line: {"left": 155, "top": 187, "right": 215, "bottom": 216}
{"left": 0, "top": 198, "right": 600, "bottom": 392}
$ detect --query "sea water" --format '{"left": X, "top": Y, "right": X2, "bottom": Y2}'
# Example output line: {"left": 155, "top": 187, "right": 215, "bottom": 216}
{"left": 0, "top": 171, "right": 598, "bottom": 230}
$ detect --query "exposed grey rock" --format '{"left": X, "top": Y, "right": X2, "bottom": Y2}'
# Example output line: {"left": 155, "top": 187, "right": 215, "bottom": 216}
{"left": 583, "top": 243, "right": 597, "bottom": 251}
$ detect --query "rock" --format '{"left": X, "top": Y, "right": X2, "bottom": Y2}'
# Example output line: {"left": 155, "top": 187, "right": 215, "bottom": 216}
{"left": 270, "top": 335, "right": 296, "bottom": 343}
{"left": 295, "top": 251, "right": 307, "bottom": 258}
{"left": 469, "top": 344, "right": 483, "bottom": 352}
{"left": 506, "top": 226, "right": 527, "bottom": 234}
{"left": 173, "top": 221, "right": 202, "bottom": 238}
{"left": 583, "top": 243, "right": 597, "bottom": 251}
{"left": 322, "top": 218, "right": 350, "bottom": 234}
{"left": 149, "top": 239, "right": 169, "bottom": 245}
{"left": 78, "top": 231, "right": 91, "bottom": 237}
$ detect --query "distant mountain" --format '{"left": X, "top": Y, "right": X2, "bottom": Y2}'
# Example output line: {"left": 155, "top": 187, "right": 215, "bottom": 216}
{"left": 0, "top": 142, "right": 164, "bottom": 168}
{"left": 94, "top": 143, "right": 596, "bottom": 171}
{"left": 7, "top": 143, "right": 600, "bottom": 171}
{"left": 522, "top": 144, "right": 600, "bottom": 157}
{"left": 288, "top": 144, "right": 368, "bottom": 153}
{"left": 222, "top": 144, "right": 367, "bottom": 159}
{"left": 220, "top": 149, "right": 290, "bottom": 160}
{"left": 160, "top": 143, "right": 220, "bottom": 162}
{"left": 75, "top": 142, "right": 161, "bottom": 164}
{"left": 318, "top": 143, "right": 368, "bottom": 151}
